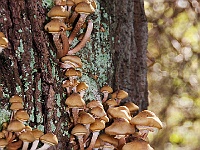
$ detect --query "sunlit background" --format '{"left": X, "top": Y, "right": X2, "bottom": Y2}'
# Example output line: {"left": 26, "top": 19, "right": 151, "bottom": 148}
{"left": 145, "top": 0, "right": 200, "bottom": 150}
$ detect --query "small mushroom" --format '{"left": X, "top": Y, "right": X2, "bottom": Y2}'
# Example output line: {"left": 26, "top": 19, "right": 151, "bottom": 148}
{"left": 6, "top": 139, "right": 23, "bottom": 150}
{"left": 37, "top": 133, "right": 58, "bottom": 150}
{"left": 122, "top": 139, "right": 154, "bottom": 150}
{"left": 112, "top": 90, "right": 128, "bottom": 104}
{"left": 124, "top": 102, "right": 139, "bottom": 117}
{"left": 0, "top": 139, "right": 8, "bottom": 150}
{"left": 100, "top": 85, "right": 113, "bottom": 103}
{"left": 7, "top": 120, "right": 25, "bottom": 135}
{"left": 76, "top": 82, "right": 89, "bottom": 98}
{"left": 19, "top": 131, "right": 35, "bottom": 150}
{"left": 30, "top": 129, "right": 44, "bottom": 150}
{"left": 99, "top": 133, "right": 118, "bottom": 150}
{"left": 60, "top": 55, "right": 83, "bottom": 69}
{"left": 0, "top": 36, "right": 8, "bottom": 53}
{"left": 14, "top": 109, "right": 29, "bottom": 123}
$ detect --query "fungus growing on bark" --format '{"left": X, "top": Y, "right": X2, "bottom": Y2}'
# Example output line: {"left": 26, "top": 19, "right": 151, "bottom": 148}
{"left": 100, "top": 85, "right": 113, "bottom": 103}
{"left": 10, "top": 103, "right": 24, "bottom": 121}
{"left": 65, "top": 68, "right": 80, "bottom": 84}
{"left": 14, "top": 109, "right": 29, "bottom": 123}
{"left": 60, "top": 55, "right": 83, "bottom": 69}
{"left": 30, "top": 129, "right": 44, "bottom": 150}
{"left": 37, "top": 133, "right": 58, "bottom": 150}
{"left": 122, "top": 139, "right": 154, "bottom": 150}
{"left": 124, "top": 102, "right": 139, "bottom": 116}
{"left": 68, "top": 2, "right": 95, "bottom": 44}
{"left": 19, "top": 131, "right": 35, "bottom": 150}
{"left": 6, "top": 139, "right": 23, "bottom": 150}
{"left": 112, "top": 90, "right": 128, "bottom": 104}
{"left": 71, "top": 124, "right": 88, "bottom": 150}
{"left": 90, "top": 106, "right": 107, "bottom": 119}
{"left": 0, "top": 36, "right": 8, "bottom": 53}
{"left": 130, "top": 110, "right": 163, "bottom": 141}
{"left": 7, "top": 120, "right": 25, "bottom": 134}
{"left": 76, "top": 82, "right": 89, "bottom": 98}
{"left": 0, "top": 139, "right": 8, "bottom": 150}
{"left": 99, "top": 133, "right": 118, "bottom": 150}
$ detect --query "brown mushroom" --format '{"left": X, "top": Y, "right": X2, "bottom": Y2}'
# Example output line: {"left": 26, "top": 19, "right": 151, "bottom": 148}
{"left": 76, "top": 82, "right": 89, "bottom": 98}
{"left": 122, "top": 139, "right": 154, "bottom": 150}
{"left": 124, "top": 102, "right": 139, "bottom": 116}
{"left": 0, "top": 139, "right": 8, "bottom": 150}
{"left": 100, "top": 85, "right": 113, "bottom": 103}
{"left": 99, "top": 133, "right": 118, "bottom": 150}
{"left": 112, "top": 90, "right": 128, "bottom": 104}
{"left": 60, "top": 55, "right": 83, "bottom": 69}
{"left": 14, "top": 109, "right": 29, "bottom": 123}
{"left": 19, "top": 131, "right": 35, "bottom": 150}
{"left": 0, "top": 36, "right": 8, "bottom": 53}
{"left": 30, "top": 129, "right": 44, "bottom": 150}
{"left": 37, "top": 133, "right": 58, "bottom": 150}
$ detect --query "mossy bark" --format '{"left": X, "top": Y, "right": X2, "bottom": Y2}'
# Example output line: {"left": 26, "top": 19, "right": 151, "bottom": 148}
{"left": 0, "top": 0, "right": 148, "bottom": 149}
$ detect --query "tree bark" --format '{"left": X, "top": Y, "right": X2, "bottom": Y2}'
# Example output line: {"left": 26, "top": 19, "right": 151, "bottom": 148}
{"left": 0, "top": 0, "right": 148, "bottom": 149}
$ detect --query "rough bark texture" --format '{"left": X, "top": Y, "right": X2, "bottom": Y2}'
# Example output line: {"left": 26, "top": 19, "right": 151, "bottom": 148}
{"left": 0, "top": 0, "right": 148, "bottom": 149}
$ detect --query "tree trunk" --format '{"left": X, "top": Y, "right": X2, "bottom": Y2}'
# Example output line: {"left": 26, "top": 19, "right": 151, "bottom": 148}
{"left": 0, "top": 0, "right": 148, "bottom": 149}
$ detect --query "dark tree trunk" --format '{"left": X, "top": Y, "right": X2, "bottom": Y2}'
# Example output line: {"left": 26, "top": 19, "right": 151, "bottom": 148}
{"left": 0, "top": 0, "right": 148, "bottom": 149}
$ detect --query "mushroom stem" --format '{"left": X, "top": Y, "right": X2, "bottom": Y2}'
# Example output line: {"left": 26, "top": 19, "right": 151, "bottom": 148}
{"left": 118, "top": 136, "right": 126, "bottom": 150}
{"left": 22, "top": 141, "right": 29, "bottom": 150}
{"left": 68, "top": 11, "right": 79, "bottom": 26}
{"left": 102, "top": 92, "right": 109, "bottom": 103}
{"left": 68, "top": 20, "right": 93, "bottom": 55}
{"left": 60, "top": 31, "right": 69, "bottom": 57}
{"left": 72, "top": 108, "right": 79, "bottom": 125}
{"left": 83, "top": 124, "right": 91, "bottom": 143}
{"left": 52, "top": 33, "right": 63, "bottom": 59}
{"left": 36, "top": 143, "right": 51, "bottom": 150}
{"left": 79, "top": 90, "right": 86, "bottom": 98}
{"left": 30, "top": 140, "right": 39, "bottom": 150}
{"left": 87, "top": 131, "right": 99, "bottom": 150}
{"left": 68, "top": 13, "right": 88, "bottom": 44}
{"left": 77, "top": 135, "right": 84, "bottom": 150}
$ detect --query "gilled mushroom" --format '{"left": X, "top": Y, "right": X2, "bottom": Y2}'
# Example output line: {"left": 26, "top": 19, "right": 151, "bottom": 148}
{"left": 65, "top": 68, "right": 80, "bottom": 84}
{"left": 76, "top": 81, "right": 89, "bottom": 98}
{"left": 87, "top": 119, "right": 106, "bottom": 150}
{"left": 0, "top": 36, "right": 8, "bottom": 53}
{"left": 54, "top": 0, "right": 67, "bottom": 6}
{"left": 19, "top": 131, "right": 35, "bottom": 150}
{"left": 9, "top": 95, "right": 23, "bottom": 103}
{"left": 14, "top": 109, "right": 29, "bottom": 123}
{"left": 104, "top": 99, "right": 119, "bottom": 109}
{"left": 65, "top": 93, "right": 86, "bottom": 125}
{"left": 124, "top": 102, "right": 139, "bottom": 117}
{"left": 60, "top": 55, "right": 83, "bottom": 69}
{"left": 66, "top": 0, "right": 75, "bottom": 15}
{"left": 130, "top": 110, "right": 163, "bottom": 141}
{"left": 90, "top": 106, "right": 107, "bottom": 119}
{"left": 30, "top": 129, "right": 44, "bottom": 150}
{"left": 100, "top": 85, "right": 113, "bottom": 103}
{"left": 99, "top": 133, "right": 118, "bottom": 150}
{"left": 86, "top": 100, "right": 103, "bottom": 110}
{"left": 71, "top": 124, "right": 88, "bottom": 150}
{"left": 122, "top": 139, "right": 154, "bottom": 150}
{"left": 9, "top": 103, "right": 24, "bottom": 121}
{"left": 68, "top": 20, "right": 93, "bottom": 55}
{"left": 6, "top": 139, "right": 23, "bottom": 150}
{"left": 37, "top": 133, "right": 58, "bottom": 150}
{"left": 112, "top": 90, "right": 128, "bottom": 104}
{"left": 7, "top": 120, "right": 25, "bottom": 135}
{"left": 68, "top": 2, "right": 95, "bottom": 44}
{"left": 0, "top": 139, "right": 8, "bottom": 150}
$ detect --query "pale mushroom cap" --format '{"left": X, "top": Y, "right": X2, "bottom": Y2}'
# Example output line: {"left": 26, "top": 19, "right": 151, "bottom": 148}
{"left": 31, "top": 129, "right": 44, "bottom": 140}
{"left": 47, "top": 5, "right": 69, "bottom": 18}
{"left": 107, "top": 106, "right": 131, "bottom": 121}
{"left": 40, "top": 133, "right": 58, "bottom": 145}
{"left": 90, "top": 119, "right": 105, "bottom": 132}
{"left": 65, "top": 93, "right": 85, "bottom": 108}
{"left": 0, "top": 138, "right": 8, "bottom": 147}
{"left": 61, "top": 55, "right": 83, "bottom": 68}
{"left": 71, "top": 124, "right": 88, "bottom": 136}
{"left": 9, "top": 95, "right": 23, "bottom": 103}
{"left": 112, "top": 90, "right": 128, "bottom": 99}
{"left": 7, "top": 120, "right": 25, "bottom": 132}
{"left": 122, "top": 139, "right": 154, "bottom": 150}
{"left": 19, "top": 131, "right": 35, "bottom": 142}
{"left": 90, "top": 106, "right": 107, "bottom": 118}
{"left": 105, "top": 118, "right": 135, "bottom": 136}
{"left": 77, "top": 111, "right": 95, "bottom": 124}
{"left": 87, "top": 100, "right": 103, "bottom": 109}
{"left": 100, "top": 85, "right": 113, "bottom": 93}
{"left": 76, "top": 82, "right": 89, "bottom": 93}
{"left": 14, "top": 109, "right": 30, "bottom": 122}
{"left": 45, "top": 19, "right": 67, "bottom": 33}
{"left": 10, "top": 102, "right": 24, "bottom": 111}
{"left": 124, "top": 102, "right": 139, "bottom": 112}
{"left": 130, "top": 110, "right": 163, "bottom": 129}
{"left": 75, "top": 2, "right": 95, "bottom": 14}
{"left": 99, "top": 133, "right": 118, "bottom": 148}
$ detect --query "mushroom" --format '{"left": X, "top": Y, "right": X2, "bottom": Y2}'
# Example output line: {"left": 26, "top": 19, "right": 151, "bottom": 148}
{"left": 0, "top": 139, "right": 8, "bottom": 150}
{"left": 112, "top": 90, "right": 128, "bottom": 104}
{"left": 99, "top": 133, "right": 118, "bottom": 150}
{"left": 104, "top": 99, "right": 119, "bottom": 110}
{"left": 68, "top": 2, "right": 95, "bottom": 44}
{"left": 54, "top": 0, "right": 67, "bottom": 6}
{"left": 130, "top": 110, "right": 163, "bottom": 141}
{"left": 3, "top": 131, "right": 16, "bottom": 144}
{"left": 60, "top": 55, "right": 83, "bottom": 69}
{"left": 0, "top": 36, "right": 8, "bottom": 53}
{"left": 6, "top": 139, "right": 23, "bottom": 150}
{"left": 19, "top": 131, "right": 35, "bottom": 150}
{"left": 9, "top": 95, "right": 23, "bottom": 103}
{"left": 37, "top": 133, "right": 58, "bottom": 150}
{"left": 30, "top": 129, "right": 44, "bottom": 150}
{"left": 62, "top": 80, "right": 73, "bottom": 96}
{"left": 71, "top": 124, "right": 87, "bottom": 150}
{"left": 100, "top": 85, "right": 113, "bottom": 103}
{"left": 65, "top": 93, "right": 86, "bottom": 125}
{"left": 124, "top": 102, "right": 139, "bottom": 117}
{"left": 87, "top": 119, "right": 106, "bottom": 150}
{"left": 66, "top": 0, "right": 75, "bottom": 15}
{"left": 76, "top": 82, "right": 89, "bottom": 98}
{"left": 7, "top": 120, "right": 25, "bottom": 135}
{"left": 86, "top": 100, "right": 103, "bottom": 111}
{"left": 122, "top": 139, "right": 154, "bottom": 150}
{"left": 105, "top": 118, "right": 135, "bottom": 149}
{"left": 68, "top": 19, "right": 93, "bottom": 55}
{"left": 10, "top": 102, "right": 24, "bottom": 119}
{"left": 90, "top": 106, "right": 107, "bottom": 119}
{"left": 14, "top": 109, "right": 29, "bottom": 123}
{"left": 65, "top": 68, "right": 80, "bottom": 84}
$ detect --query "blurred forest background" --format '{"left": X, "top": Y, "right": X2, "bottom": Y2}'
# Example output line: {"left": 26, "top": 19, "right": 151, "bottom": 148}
{"left": 145, "top": 0, "right": 200, "bottom": 150}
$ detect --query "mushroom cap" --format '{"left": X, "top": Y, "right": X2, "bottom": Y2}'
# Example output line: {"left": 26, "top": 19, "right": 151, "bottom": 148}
{"left": 130, "top": 110, "right": 163, "bottom": 129}
{"left": 65, "top": 93, "right": 85, "bottom": 108}
{"left": 24, "top": 125, "right": 32, "bottom": 131}
{"left": 107, "top": 106, "right": 131, "bottom": 121}
{"left": 6, "top": 139, "right": 23, "bottom": 150}
{"left": 14, "top": 109, "right": 29, "bottom": 122}
{"left": 74, "top": 0, "right": 89, "bottom": 5}
{"left": 19, "top": 131, "right": 35, "bottom": 142}
{"left": 44, "top": 19, "right": 67, "bottom": 33}
{"left": 76, "top": 70, "right": 82, "bottom": 77}
{"left": 55, "top": 0, "right": 67, "bottom": 5}
{"left": 0, "top": 32, "right": 5, "bottom": 37}
{"left": 40, "top": 133, "right": 58, "bottom": 145}
{"left": 0, "top": 132, "right": 5, "bottom": 138}
{"left": 65, "top": 68, "right": 79, "bottom": 77}
{"left": 61, "top": 55, "right": 83, "bottom": 68}
{"left": 0, "top": 37, "right": 8, "bottom": 48}
{"left": 90, "top": 0, "right": 97, "bottom": 9}
{"left": 31, "top": 129, "right": 44, "bottom": 140}
{"left": 66, "top": 0, "right": 75, "bottom": 6}
{"left": 71, "top": 124, "right": 87, "bottom": 136}
{"left": 87, "top": 100, "right": 103, "bottom": 109}
{"left": 124, "top": 102, "right": 139, "bottom": 112}
{"left": 105, "top": 99, "right": 118, "bottom": 107}
{"left": 75, "top": 2, "right": 95, "bottom": 14}
{"left": 10, "top": 102, "right": 24, "bottom": 111}
{"left": 0, "top": 138, "right": 8, "bottom": 148}
{"left": 76, "top": 82, "right": 88, "bottom": 93}
{"left": 105, "top": 118, "right": 135, "bottom": 136}
{"left": 93, "top": 137, "right": 102, "bottom": 148}
{"left": 99, "top": 133, "right": 118, "bottom": 148}
{"left": 100, "top": 115, "right": 109, "bottom": 123}
{"left": 77, "top": 111, "right": 95, "bottom": 124}
{"left": 90, "top": 119, "right": 105, "bottom": 132}
{"left": 122, "top": 139, "right": 154, "bottom": 150}
{"left": 7, "top": 120, "right": 25, "bottom": 132}
{"left": 100, "top": 85, "right": 113, "bottom": 93}
{"left": 47, "top": 5, "right": 69, "bottom": 18}
{"left": 90, "top": 106, "right": 106, "bottom": 118}
{"left": 9, "top": 95, "right": 23, "bottom": 103}
{"left": 112, "top": 90, "right": 128, "bottom": 100}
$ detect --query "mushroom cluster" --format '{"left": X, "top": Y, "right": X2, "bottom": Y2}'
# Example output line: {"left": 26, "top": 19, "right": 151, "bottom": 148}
{"left": 0, "top": 95, "right": 58, "bottom": 150}
{"left": 44, "top": 0, "right": 96, "bottom": 59}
